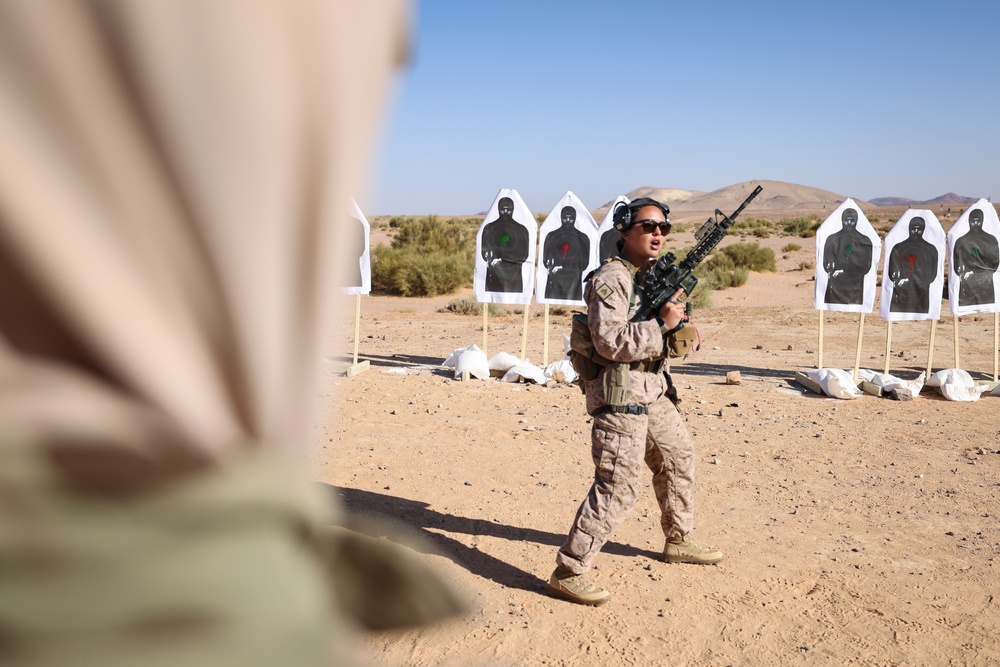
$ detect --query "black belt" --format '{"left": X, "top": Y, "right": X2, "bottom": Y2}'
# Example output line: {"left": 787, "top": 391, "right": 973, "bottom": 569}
{"left": 629, "top": 359, "right": 664, "bottom": 373}
{"left": 592, "top": 404, "right": 648, "bottom": 417}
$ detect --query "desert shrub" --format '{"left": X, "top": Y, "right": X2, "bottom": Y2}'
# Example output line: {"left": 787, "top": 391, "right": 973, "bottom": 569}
{"left": 798, "top": 260, "right": 814, "bottom": 271}
{"left": 751, "top": 227, "right": 770, "bottom": 239}
{"left": 371, "top": 215, "right": 477, "bottom": 296}
{"left": 717, "top": 242, "right": 777, "bottom": 272}
{"left": 781, "top": 216, "right": 822, "bottom": 237}
{"left": 372, "top": 246, "right": 469, "bottom": 296}
{"left": 686, "top": 282, "right": 713, "bottom": 310}
{"left": 782, "top": 242, "right": 802, "bottom": 252}
{"left": 697, "top": 262, "right": 749, "bottom": 290}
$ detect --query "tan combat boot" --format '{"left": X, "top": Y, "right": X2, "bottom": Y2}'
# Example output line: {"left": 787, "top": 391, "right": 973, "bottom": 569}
{"left": 547, "top": 566, "right": 611, "bottom": 606}
{"left": 663, "top": 536, "right": 725, "bottom": 565}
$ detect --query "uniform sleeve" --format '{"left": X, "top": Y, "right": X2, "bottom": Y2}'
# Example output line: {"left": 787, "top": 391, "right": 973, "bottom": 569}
{"left": 584, "top": 263, "right": 666, "bottom": 363}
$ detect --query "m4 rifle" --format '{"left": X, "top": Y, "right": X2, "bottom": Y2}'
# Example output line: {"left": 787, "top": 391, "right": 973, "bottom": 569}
{"left": 631, "top": 184, "right": 763, "bottom": 322}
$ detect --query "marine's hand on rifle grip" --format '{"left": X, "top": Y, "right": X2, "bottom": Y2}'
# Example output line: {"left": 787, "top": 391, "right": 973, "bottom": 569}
{"left": 657, "top": 289, "right": 687, "bottom": 330}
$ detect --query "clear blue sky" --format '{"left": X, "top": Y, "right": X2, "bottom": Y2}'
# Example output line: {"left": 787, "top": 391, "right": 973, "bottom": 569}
{"left": 367, "top": 1, "right": 999, "bottom": 216}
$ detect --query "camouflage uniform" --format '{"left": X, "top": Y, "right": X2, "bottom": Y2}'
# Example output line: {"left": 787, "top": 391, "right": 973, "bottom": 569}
{"left": 556, "top": 257, "right": 695, "bottom": 575}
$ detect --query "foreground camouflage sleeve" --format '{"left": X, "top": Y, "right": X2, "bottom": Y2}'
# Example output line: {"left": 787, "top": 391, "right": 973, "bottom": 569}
{"left": 584, "top": 262, "right": 666, "bottom": 363}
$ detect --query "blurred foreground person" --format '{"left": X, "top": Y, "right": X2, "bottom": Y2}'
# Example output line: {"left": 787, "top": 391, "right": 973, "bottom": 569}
{"left": 0, "top": 2, "right": 459, "bottom": 664}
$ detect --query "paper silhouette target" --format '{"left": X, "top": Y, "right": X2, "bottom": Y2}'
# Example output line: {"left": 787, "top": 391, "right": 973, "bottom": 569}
{"left": 815, "top": 199, "right": 881, "bottom": 312}
{"left": 534, "top": 192, "right": 599, "bottom": 306}
{"left": 475, "top": 189, "right": 537, "bottom": 305}
{"left": 879, "top": 210, "right": 945, "bottom": 321}
{"left": 596, "top": 195, "right": 629, "bottom": 262}
{"left": 342, "top": 199, "right": 371, "bottom": 295}
{"left": 947, "top": 199, "right": 1000, "bottom": 315}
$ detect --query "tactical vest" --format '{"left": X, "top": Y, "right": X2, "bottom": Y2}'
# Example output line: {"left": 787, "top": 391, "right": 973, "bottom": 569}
{"left": 569, "top": 256, "right": 697, "bottom": 409}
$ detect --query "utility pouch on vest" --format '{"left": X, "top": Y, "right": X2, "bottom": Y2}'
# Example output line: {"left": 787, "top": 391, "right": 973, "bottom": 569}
{"left": 667, "top": 321, "right": 699, "bottom": 359}
{"left": 569, "top": 312, "right": 606, "bottom": 383}
{"left": 602, "top": 361, "right": 630, "bottom": 407}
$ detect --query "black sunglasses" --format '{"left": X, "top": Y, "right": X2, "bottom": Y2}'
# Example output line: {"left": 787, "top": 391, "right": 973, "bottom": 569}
{"left": 635, "top": 219, "right": 671, "bottom": 235}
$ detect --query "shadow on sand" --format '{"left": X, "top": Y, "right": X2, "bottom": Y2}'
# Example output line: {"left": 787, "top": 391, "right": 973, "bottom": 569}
{"left": 320, "top": 484, "right": 661, "bottom": 593}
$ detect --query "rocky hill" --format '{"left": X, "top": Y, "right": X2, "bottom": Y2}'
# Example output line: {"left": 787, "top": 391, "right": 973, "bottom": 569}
{"left": 596, "top": 179, "right": 868, "bottom": 219}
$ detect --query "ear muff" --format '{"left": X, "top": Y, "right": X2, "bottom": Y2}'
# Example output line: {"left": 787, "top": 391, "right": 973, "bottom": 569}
{"left": 612, "top": 201, "right": 631, "bottom": 232}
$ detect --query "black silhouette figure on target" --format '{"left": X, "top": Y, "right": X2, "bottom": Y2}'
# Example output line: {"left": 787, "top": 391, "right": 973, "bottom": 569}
{"left": 542, "top": 206, "right": 590, "bottom": 301}
{"left": 481, "top": 196, "right": 531, "bottom": 293}
{"left": 346, "top": 214, "right": 366, "bottom": 288}
{"left": 822, "top": 207, "right": 873, "bottom": 305}
{"left": 598, "top": 227, "right": 621, "bottom": 262}
{"left": 953, "top": 209, "right": 1000, "bottom": 307}
{"left": 887, "top": 216, "right": 937, "bottom": 314}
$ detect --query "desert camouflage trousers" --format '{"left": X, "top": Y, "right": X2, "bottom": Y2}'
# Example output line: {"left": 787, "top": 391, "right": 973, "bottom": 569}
{"left": 557, "top": 398, "right": 695, "bottom": 575}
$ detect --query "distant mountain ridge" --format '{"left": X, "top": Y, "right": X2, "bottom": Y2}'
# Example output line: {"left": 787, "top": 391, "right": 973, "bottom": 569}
{"left": 869, "top": 193, "right": 980, "bottom": 207}
{"left": 595, "top": 179, "right": 867, "bottom": 219}
{"left": 595, "top": 180, "right": 983, "bottom": 218}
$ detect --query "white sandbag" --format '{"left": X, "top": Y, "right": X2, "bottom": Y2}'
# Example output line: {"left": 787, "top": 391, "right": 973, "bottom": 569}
{"left": 488, "top": 352, "right": 522, "bottom": 373}
{"left": 444, "top": 344, "right": 490, "bottom": 380}
{"left": 805, "top": 368, "right": 863, "bottom": 399}
{"left": 442, "top": 346, "right": 467, "bottom": 368}
{"left": 925, "top": 368, "right": 990, "bottom": 402}
{"left": 545, "top": 359, "right": 578, "bottom": 385}
{"left": 857, "top": 369, "right": 925, "bottom": 400}
{"left": 501, "top": 362, "right": 548, "bottom": 385}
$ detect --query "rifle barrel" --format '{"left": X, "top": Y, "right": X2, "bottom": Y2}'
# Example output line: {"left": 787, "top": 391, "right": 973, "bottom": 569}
{"left": 727, "top": 185, "right": 763, "bottom": 222}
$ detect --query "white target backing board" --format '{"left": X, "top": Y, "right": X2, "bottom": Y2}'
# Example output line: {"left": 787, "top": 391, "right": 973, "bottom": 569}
{"left": 814, "top": 198, "right": 882, "bottom": 313}
{"left": 475, "top": 188, "right": 537, "bottom": 305}
{"left": 596, "top": 195, "right": 630, "bottom": 263}
{"left": 947, "top": 199, "right": 1000, "bottom": 316}
{"left": 535, "top": 191, "right": 600, "bottom": 306}
{"left": 342, "top": 198, "right": 371, "bottom": 295}
{"left": 879, "top": 210, "right": 945, "bottom": 321}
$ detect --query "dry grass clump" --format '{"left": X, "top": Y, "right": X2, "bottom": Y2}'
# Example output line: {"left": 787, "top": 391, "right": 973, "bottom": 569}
{"left": 439, "top": 298, "right": 506, "bottom": 316}
{"left": 779, "top": 216, "right": 822, "bottom": 237}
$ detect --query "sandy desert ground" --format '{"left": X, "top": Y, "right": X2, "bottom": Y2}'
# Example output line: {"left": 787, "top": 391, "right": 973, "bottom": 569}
{"left": 313, "top": 224, "right": 1000, "bottom": 666}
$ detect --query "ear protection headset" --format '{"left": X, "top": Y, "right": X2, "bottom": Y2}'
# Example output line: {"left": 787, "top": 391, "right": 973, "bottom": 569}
{"left": 612, "top": 197, "right": 671, "bottom": 232}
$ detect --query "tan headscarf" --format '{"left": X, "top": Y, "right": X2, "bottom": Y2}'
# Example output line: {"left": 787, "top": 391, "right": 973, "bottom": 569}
{"left": 0, "top": 0, "right": 409, "bottom": 493}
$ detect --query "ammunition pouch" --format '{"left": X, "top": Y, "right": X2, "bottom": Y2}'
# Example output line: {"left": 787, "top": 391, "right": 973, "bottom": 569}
{"left": 666, "top": 321, "right": 699, "bottom": 359}
{"left": 602, "top": 361, "right": 630, "bottom": 407}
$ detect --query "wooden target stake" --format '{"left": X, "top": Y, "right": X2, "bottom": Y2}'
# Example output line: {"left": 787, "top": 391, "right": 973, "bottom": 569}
{"left": 352, "top": 294, "right": 362, "bottom": 365}
{"left": 520, "top": 303, "right": 530, "bottom": 362}
{"left": 853, "top": 313, "right": 866, "bottom": 381}
{"left": 818, "top": 310, "right": 825, "bottom": 368}
{"left": 994, "top": 312, "right": 999, "bottom": 381}
{"left": 543, "top": 304, "right": 550, "bottom": 367}
{"left": 953, "top": 314, "right": 960, "bottom": 369}
{"left": 881, "top": 319, "right": 892, "bottom": 376}
{"left": 926, "top": 319, "right": 937, "bottom": 379}
{"left": 482, "top": 303, "right": 488, "bottom": 357}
